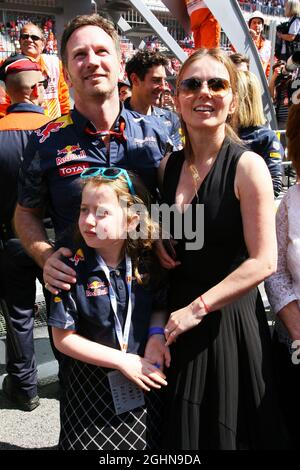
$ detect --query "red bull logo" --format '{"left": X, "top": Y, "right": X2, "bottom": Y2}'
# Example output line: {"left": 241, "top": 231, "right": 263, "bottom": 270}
{"left": 86, "top": 280, "right": 108, "bottom": 297}
{"left": 36, "top": 121, "right": 65, "bottom": 143}
{"left": 70, "top": 249, "right": 85, "bottom": 266}
{"left": 56, "top": 144, "right": 86, "bottom": 166}
{"left": 35, "top": 115, "right": 73, "bottom": 143}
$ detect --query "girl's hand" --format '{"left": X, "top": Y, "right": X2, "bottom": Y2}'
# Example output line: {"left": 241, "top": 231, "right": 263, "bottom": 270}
{"left": 164, "top": 302, "right": 206, "bottom": 346}
{"left": 144, "top": 334, "right": 171, "bottom": 370}
{"left": 118, "top": 353, "right": 168, "bottom": 392}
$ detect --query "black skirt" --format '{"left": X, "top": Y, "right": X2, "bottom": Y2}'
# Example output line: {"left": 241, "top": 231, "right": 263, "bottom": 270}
{"left": 162, "top": 289, "right": 289, "bottom": 450}
{"left": 59, "top": 360, "right": 163, "bottom": 450}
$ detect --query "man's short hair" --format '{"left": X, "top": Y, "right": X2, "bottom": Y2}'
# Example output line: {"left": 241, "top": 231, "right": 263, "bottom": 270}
{"left": 125, "top": 50, "right": 169, "bottom": 85}
{"left": 60, "top": 14, "right": 121, "bottom": 66}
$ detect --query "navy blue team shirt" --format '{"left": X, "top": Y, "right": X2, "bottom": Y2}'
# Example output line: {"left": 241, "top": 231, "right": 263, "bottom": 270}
{"left": 18, "top": 105, "right": 171, "bottom": 244}
{"left": 47, "top": 246, "right": 165, "bottom": 355}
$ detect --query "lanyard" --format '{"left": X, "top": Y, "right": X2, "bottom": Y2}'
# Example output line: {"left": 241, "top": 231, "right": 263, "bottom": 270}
{"left": 98, "top": 254, "right": 132, "bottom": 353}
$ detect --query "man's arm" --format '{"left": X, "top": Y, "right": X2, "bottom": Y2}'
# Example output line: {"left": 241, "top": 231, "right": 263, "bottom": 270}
{"left": 14, "top": 204, "right": 54, "bottom": 268}
{"left": 14, "top": 204, "right": 76, "bottom": 294}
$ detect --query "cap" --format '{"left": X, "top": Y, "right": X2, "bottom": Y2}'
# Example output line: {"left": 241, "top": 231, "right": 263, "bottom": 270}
{"left": 0, "top": 54, "right": 41, "bottom": 81}
{"left": 118, "top": 78, "right": 131, "bottom": 88}
{"left": 248, "top": 10, "right": 265, "bottom": 27}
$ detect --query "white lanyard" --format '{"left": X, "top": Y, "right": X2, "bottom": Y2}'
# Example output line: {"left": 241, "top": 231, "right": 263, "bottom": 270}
{"left": 98, "top": 254, "right": 133, "bottom": 353}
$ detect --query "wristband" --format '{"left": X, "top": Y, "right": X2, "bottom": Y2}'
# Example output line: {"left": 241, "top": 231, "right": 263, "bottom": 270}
{"left": 199, "top": 295, "right": 210, "bottom": 314}
{"left": 148, "top": 327, "right": 165, "bottom": 338}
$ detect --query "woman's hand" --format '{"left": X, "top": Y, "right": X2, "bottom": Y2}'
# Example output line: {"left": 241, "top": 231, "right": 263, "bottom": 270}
{"left": 164, "top": 301, "right": 207, "bottom": 346}
{"left": 118, "top": 353, "right": 168, "bottom": 392}
{"left": 144, "top": 334, "right": 171, "bottom": 370}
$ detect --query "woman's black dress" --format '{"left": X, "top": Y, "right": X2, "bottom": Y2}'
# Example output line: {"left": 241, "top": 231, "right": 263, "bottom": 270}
{"left": 162, "top": 138, "right": 288, "bottom": 450}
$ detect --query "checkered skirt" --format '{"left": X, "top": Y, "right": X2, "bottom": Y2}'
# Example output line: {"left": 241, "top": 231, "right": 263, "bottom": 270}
{"left": 59, "top": 360, "right": 163, "bottom": 450}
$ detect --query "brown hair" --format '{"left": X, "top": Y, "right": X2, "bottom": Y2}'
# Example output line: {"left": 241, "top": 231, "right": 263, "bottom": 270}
{"left": 229, "top": 53, "right": 250, "bottom": 69}
{"left": 286, "top": 103, "right": 300, "bottom": 178}
{"left": 75, "top": 171, "right": 159, "bottom": 284}
{"left": 125, "top": 50, "right": 169, "bottom": 85}
{"left": 176, "top": 48, "right": 240, "bottom": 163}
{"left": 60, "top": 14, "right": 121, "bottom": 66}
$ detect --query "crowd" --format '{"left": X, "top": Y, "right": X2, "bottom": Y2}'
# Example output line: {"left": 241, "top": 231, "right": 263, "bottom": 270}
{"left": 239, "top": 0, "right": 286, "bottom": 16}
{"left": 0, "top": 0, "right": 300, "bottom": 453}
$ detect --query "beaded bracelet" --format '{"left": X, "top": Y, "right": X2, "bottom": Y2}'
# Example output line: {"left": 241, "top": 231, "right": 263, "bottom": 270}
{"left": 148, "top": 326, "right": 165, "bottom": 338}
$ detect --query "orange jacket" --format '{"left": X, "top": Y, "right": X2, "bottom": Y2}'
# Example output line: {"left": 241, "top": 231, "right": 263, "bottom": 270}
{"left": 185, "top": 0, "right": 220, "bottom": 49}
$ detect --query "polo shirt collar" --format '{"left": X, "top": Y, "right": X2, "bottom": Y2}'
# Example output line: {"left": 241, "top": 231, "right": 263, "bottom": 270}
{"left": 82, "top": 245, "right": 126, "bottom": 273}
{"left": 71, "top": 104, "right": 127, "bottom": 135}
{"left": 7, "top": 102, "right": 45, "bottom": 115}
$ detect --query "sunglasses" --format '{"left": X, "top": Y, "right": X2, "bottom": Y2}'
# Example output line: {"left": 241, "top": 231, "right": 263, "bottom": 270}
{"left": 31, "top": 78, "right": 49, "bottom": 90}
{"left": 20, "top": 33, "right": 42, "bottom": 42}
{"left": 179, "top": 77, "right": 231, "bottom": 97}
{"left": 80, "top": 167, "right": 136, "bottom": 196}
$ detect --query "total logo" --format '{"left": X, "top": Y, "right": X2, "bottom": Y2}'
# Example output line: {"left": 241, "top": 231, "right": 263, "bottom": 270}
{"left": 59, "top": 163, "right": 90, "bottom": 177}
{"left": 56, "top": 144, "right": 87, "bottom": 166}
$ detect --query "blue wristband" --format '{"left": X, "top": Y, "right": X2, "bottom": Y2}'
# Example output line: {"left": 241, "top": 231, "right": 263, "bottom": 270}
{"left": 148, "top": 327, "right": 165, "bottom": 338}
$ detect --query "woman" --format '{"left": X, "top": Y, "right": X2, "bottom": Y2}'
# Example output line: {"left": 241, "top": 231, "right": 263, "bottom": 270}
{"left": 277, "top": 0, "right": 300, "bottom": 61}
{"left": 158, "top": 48, "right": 288, "bottom": 450}
{"left": 236, "top": 70, "right": 283, "bottom": 197}
{"left": 265, "top": 103, "right": 300, "bottom": 449}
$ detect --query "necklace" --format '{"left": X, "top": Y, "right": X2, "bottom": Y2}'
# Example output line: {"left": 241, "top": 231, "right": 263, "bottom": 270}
{"left": 184, "top": 162, "right": 201, "bottom": 204}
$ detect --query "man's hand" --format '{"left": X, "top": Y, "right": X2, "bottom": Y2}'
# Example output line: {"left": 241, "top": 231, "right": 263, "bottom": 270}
{"left": 249, "top": 29, "right": 258, "bottom": 40}
{"left": 43, "top": 247, "right": 76, "bottom": 294}
{"left": 154, "top": 239, "right": 181, "bottom": 270}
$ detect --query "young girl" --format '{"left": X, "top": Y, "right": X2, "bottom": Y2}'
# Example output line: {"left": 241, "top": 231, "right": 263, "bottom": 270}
{"left": 48, "top": 167, "right": 169, "bottom": 450}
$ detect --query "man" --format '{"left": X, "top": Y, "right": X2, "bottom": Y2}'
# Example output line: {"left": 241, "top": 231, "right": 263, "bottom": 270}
{"left": 184, "top": 0, "right": 221, "bottom": 49}
{"left": 14, "top": 14, "right": 172, "bottom": 295}
{"left": 125, "top": 50, "right": 182, "bottom": 150}
{"left": 159, "top": 86, "right": 176, "bottom": 112}
{"left": 0, "top": 22, "right": 70, "bottom": 119}
{"left": 248, "top": 11, "right": 271, "bottom": 77}
{"left": 118, "top": 78, "right": 131, "bottom": 102}
{"left": 0, "top": 54, "right": 50, "bottom": 411}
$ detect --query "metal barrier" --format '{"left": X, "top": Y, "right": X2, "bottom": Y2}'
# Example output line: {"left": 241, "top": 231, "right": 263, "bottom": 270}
{"left": 275, "top": 129, "right": 297, "bottom": 189}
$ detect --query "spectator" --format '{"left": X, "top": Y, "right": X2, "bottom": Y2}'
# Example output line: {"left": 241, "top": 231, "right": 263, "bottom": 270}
{"left": 269, "top": 59, "right": 293, "bottom": 129}
{"left": 184, "top": 0, "right": 221, "bottom": 48}
{"left": 118, "top": 78, "right": 131, "bottom": 102}
{"left": 236, "top": 70, "right": 283, "bottom": 197}
{"left": 159, "top": 86, "right": 176, "bottom": 112}
{"left": 125, "top": 50, "right": 182, "bottom": 151}
{"left": 0, "top": 22, "right": 70, "bottom": 119}
{"left": 276, "top": 0, "right": 300, "bottom": 61}
{"left": 265, "top": 102, "right": 300, "bottom": 448}
{"left": 248, "top": 10, "right": 272, "bottom": 76}
{"left": 0, "top": 54, "right": 50, "bottom": 411}
{"left": 229, "top": 52, "right": 250, "bottom": 71}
